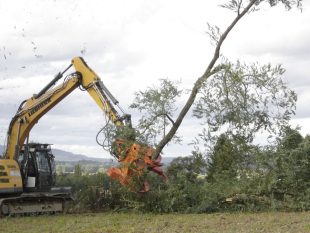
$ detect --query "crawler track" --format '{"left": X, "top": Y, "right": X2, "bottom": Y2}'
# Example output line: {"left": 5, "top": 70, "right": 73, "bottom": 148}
{"left": 0, "top": 191, "right": 72, "bottom": 216}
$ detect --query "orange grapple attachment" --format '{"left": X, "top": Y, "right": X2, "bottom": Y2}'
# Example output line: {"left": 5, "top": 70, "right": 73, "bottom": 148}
{"left": 107, "top": 140, "right": 167, "bottom": 193}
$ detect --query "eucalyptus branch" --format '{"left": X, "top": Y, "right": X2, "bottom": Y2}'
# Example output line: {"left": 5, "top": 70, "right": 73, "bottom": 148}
{"left": 137, "top": 113, "right": 175, "bottom": 138}
{"left": 152, "top": 0, "right": 258, "bottom": 159}
{"left": 165, "top": 114, "right": 175, "bottom": 125}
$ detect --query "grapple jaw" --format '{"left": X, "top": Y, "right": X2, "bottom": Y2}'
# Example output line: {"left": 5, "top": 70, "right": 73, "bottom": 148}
{"left": 107, "top": 140, "right": 167, "bottom": 192}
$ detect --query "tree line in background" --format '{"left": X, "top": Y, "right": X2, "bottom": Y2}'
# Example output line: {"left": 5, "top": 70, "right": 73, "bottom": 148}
{"left": 57, "top": 125, "right": 309, "bottom": 213}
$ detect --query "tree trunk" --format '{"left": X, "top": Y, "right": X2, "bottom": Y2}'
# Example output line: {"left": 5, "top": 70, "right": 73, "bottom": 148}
{"left": 153, "top": 0, "right": 258, "bottom": 159}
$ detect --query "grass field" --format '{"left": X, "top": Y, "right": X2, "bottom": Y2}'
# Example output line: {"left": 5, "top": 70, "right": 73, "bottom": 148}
{"left": 1, "top": 212, "right": 309, "bottom": 233}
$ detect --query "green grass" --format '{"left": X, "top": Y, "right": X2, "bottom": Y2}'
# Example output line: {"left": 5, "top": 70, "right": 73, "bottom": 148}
{"left": 1, "top": 212, "right": 309, "bottom": 233}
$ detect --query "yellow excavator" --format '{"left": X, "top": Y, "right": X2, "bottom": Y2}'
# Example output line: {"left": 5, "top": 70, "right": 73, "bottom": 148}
{"left": 0, "top": 57, "right": 166, "bottom": 216}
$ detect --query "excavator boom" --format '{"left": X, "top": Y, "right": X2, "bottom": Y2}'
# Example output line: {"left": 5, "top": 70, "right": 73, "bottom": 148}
{"left": 0, "top": 57, "right": 166, "bottom": 215}
{"left": 4, "top": 57, "right": 126, "bottom": 161}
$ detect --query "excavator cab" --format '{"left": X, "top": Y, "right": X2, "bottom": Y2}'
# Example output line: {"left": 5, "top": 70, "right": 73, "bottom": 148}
{"left": 17, "top": 143, "right": 56, "bottom": 192}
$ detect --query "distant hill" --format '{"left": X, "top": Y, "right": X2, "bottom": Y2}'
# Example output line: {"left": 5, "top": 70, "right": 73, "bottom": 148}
{"left": 51, "top": 148, "right": 108, "bottom": 162}
{"left": 0, "top": 145, "right": 107, "bottom": 162}
{"left": 0, "top": 145, "right": 174, "bottom": 165}
{"left": 161, "top": 156, "right": 175, "bottom": 165}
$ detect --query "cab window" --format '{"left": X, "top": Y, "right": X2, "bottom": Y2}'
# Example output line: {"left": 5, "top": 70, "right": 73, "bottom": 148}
{"left": 35, "top": 151, "right": 50, "bottom": 173}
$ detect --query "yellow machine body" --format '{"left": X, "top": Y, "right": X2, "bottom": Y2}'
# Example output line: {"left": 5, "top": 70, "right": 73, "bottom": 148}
{"left": 0, "top": 159, "right": 23, "bottom": 194}
{"left": 0, "top": 57, "right": 165, "bottom": 216}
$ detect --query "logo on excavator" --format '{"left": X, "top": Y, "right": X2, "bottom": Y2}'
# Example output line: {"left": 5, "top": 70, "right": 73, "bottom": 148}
{"left": 28, "top": 97, "right": 51, "bottom": 117}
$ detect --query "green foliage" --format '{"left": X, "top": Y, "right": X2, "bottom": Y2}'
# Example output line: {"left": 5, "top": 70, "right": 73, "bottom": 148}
{"left": 74, "top": 164, "right": 82, "bottom": 177}
{"left": 277, "top": 126, "right": 303, "bottom": 150}
{"left": 161, "top": 153, "right": 208, "bottom": 213}
{"left": 194, "top": 61, "right": 297, "bottom": 145}
{"left": 206, "top": 134, "right": 243, "bottom": 183}
{"left": 56, "top": 127, "right": 310, "bottom": 213}
{"left": 130, "top": 79, "right": 182, "bottom": 146}
{"left": 56, "top": 172, "right": 114, "bottom": 211}
{"left": 272, "top": 128, "right": 309, "bottom": 209}
{"left": 167, "top": 151, "right": 207, "bottom": 183}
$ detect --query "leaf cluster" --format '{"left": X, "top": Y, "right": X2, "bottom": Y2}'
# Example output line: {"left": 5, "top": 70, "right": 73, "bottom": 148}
{"left": 193, "top": 60, "right": 297, "bottom": 144}
{"left": 221, "top": 0, "right": 302, "bottom": 12}
{"left": 130, "top": 79, "right": 182, "bottom": 146}
{"left": 259, "top": 0, "right": 303, "bottom": 10}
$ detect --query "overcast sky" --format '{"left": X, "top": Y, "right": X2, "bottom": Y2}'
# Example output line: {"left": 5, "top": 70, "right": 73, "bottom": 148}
{"left": 0, "top": 0, "right": 309, "bottom": 158}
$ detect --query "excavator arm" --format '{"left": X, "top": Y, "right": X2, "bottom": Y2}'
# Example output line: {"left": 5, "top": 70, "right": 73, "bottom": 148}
{"left": 4, "top": 57, "right": 166, "bottom": 192}
{"left": 5, "top": 57, "right": 126, "bottom": 160}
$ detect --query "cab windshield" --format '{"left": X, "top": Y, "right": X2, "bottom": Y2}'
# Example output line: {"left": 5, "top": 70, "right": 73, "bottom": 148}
{"left": 35, "top": 151, "right": 50, "bottom": 173}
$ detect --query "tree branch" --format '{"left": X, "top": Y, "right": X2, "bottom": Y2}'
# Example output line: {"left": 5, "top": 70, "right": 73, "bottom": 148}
{"left": 165, "top": 114, "right": 175, "bottom": 125}
{"left": 152, "top": 0, "right": 258, "bottom": 159}
{"left": 137, "top": 113, "right": 175, "bottom": 137}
